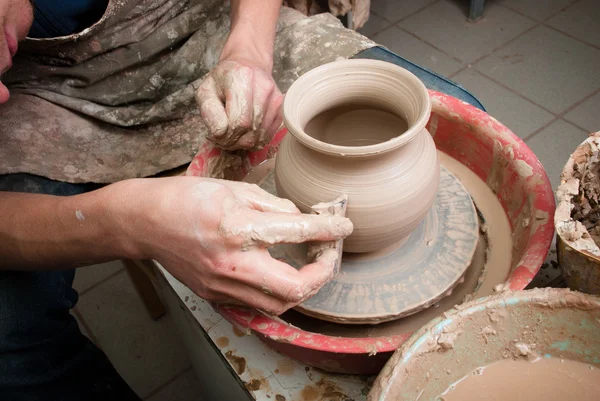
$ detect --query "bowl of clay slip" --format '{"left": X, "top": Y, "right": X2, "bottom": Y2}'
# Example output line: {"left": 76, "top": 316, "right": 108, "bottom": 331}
{"left": 275, "top": 59, "right": 440, "bottom": 253}
{"left": 556, "top": 131, "right": 600, "bottom": 295}
{"left": 368, "top": 288, "right": 600, "bottom": 401}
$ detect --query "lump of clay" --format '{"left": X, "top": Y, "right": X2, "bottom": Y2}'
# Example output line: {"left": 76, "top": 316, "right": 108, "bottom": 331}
{"left": 555, "top": 132, "right": 600, "bottom": 256}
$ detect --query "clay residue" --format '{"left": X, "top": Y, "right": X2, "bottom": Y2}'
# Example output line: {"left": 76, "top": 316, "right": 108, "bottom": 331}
{"left": 232, "top": 326, "right": 249, "bottom": 337}
{"left": 205, "top": 150, "right": 244, "bottom": 180}
{"left": 438, "top": 358, "right": 600, "bottom": 401}
{"left": 307, "top": 195, "right": 348, "bottom": 273}
{"left": 215, "top": 336, "right": 230, "bottom": 348}
{"left": 555, "top": 132, "right": 600, "bottom": 256}
{"left": 300, "top": 379, "right": 349, "bottom": 401}
{"left": 224, "top": 350, "right": 246, "bottom": 375}
{"left": 275, "top": 359, "right": 296, "bottom": 375}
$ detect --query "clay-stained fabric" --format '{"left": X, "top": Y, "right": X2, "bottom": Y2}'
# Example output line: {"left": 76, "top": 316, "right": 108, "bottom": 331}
{"left": 284, "top": 0, "right": 370, "bottom": 30}
{"left": 0, "top": 1, "right": 374, "bottom": 183}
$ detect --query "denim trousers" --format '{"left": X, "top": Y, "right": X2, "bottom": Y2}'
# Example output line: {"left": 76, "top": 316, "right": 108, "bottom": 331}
{"left": 0, "top": 174, "right": 140, "bottom": 401}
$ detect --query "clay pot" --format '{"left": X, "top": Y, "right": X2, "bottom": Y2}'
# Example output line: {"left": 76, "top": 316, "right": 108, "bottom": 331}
{"left": 275, "top": 59, "right": 439, "bottom": 253}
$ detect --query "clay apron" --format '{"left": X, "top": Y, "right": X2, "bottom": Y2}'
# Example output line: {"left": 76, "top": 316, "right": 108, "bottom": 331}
{"left": 0, "top": 0, "right": 374, "bottom": 183}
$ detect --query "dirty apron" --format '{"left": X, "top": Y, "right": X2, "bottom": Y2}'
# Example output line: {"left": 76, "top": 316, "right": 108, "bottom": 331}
{"left": 284, "top": 0, "right": 371, "bottom": 30}
{"left": 1, "top": 0, "right": 375, "bottom": 183}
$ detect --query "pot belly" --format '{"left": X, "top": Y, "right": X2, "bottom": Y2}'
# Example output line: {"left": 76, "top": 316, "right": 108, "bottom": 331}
{"left": 275, "top": 130, "right": 440, "bottom": 253}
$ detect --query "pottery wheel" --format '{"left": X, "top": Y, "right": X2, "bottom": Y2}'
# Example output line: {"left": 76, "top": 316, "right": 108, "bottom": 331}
{"left": 247, "top": 161, "right": 480, "bottom": 325}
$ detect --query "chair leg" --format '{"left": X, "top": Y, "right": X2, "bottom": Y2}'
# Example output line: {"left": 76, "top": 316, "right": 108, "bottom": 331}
{"left": 469, "top": 0, "right": 485, "bottom": 22}
{"left": 123, "top": 259, "right": 166, "bottom": 320}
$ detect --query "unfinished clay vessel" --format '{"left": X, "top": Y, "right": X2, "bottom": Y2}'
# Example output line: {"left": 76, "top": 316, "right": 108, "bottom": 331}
{"left": 275, "top": 59, "right": 439, "bottom": 253}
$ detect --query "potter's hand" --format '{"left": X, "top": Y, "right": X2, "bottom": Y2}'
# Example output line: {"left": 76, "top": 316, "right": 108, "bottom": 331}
{"left": 123, "top": 177, "right": 352, "bottom": 315}
{"left": 196, "top": 59, "right": 283, "bottom": 151}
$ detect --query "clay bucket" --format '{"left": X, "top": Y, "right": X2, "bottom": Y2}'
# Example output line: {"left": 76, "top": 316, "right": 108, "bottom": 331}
{"left": 555, "top": 131, "right": 600, "bottom": 295}
{"left": 275, "top": 59, "right": 440, "bottom": 253}
{"left": 368, "top": 288, "right": 600, "bottom": 401}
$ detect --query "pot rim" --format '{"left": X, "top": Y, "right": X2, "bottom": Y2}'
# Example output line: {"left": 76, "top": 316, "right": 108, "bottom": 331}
{"left": 283, "top": 59, "right": 432, "bottom": 157}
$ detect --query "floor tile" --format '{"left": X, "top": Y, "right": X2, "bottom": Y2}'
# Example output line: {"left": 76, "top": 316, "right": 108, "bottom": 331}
{"left": 452, "top": 69, "right": 554, "bottom": 138}
{"left": 77, "top": 271, "right": 191, "bottom": 399}
{"left": 546, "top": 0, "right": 600, "bottom": 47}
{"left": 497, "top": 0, "right": 574, "bottom": 21}
{"left": 525, "top": 119, "right": 589, "bottom": 190}
{"left": 398, "top": 0, "right": 535, "bottom": 63}
{"left": 475, "top": 25, "right": 600, "bottom": 114}
{"left": 372, "top": 26, "right": 464, "bottom": 76}
{"left": 358, "top": 12, "right": 392, "bottom": 38}
{"left": 73, "top": 260, "right": 124, "bottom": 294}
{"left": 564, "top": 91, "right": 600, "bottom": 133}
{"left": 370, "top": 0, "right": 438, "bottom": 23}
{"left": 146, "top": 370, "right": 203, "bottom": 401}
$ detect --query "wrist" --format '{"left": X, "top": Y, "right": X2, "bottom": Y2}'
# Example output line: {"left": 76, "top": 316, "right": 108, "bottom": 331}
{"left": 222, "top": 20, "right": 275, "bottom": 71}
{"left": 100, "top": 179, "right": 153, "bottom": 261}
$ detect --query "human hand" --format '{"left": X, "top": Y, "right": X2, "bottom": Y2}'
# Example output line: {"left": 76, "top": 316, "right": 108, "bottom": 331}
{"left": 196, "top": 58, "right": 284, "bottom": 151}
{"left": 119, "top": 177, "right": 352, "bottom": 315}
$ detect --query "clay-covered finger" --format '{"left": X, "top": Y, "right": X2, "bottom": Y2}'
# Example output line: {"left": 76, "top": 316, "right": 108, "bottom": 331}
{"left": 220, "top": 67, "right": 253, "bottom": 142}
{"left": 260, "top": 91, "right": 283, "bottom": 133}
{"left": 226, "top": 248, "right": 338, "bottom": 304}
{"left": 232, "top": 131, "right": 258, "bottom": 150}
{"left": 196, "top": 76, "right": 228, "bottom": 139}
{"left": 251, "top": 74, "right": 274, "bottom": 132}
{"left": 205, "top": 276, "right": 294, "bottom": 316}
{"left": 245, "top": 210, "right": 353, "bottom": 246}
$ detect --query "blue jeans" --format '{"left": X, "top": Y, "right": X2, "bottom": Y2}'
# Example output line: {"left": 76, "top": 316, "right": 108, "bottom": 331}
{"left": 0, "top": 174, "right": 140, "bottom": 401}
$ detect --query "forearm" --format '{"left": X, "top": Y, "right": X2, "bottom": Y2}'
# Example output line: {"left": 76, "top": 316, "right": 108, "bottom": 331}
{"left": 0, "top": 182, "right": 139, "bottom": 271}
{"left": 223, "top": 0, "right": 281, "bottom": 68}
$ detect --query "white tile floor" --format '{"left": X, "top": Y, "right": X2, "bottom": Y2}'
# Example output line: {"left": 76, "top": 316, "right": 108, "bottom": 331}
{"left": 73, "top": 1, "right": 600, "bottom": 399}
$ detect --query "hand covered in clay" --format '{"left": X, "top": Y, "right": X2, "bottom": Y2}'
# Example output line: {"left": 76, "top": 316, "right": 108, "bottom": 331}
{"left": 196, "top": 59, "right": 284, "bottom": 151}
{"left": 122, "top": 177, "right": 352, "bottom": 315}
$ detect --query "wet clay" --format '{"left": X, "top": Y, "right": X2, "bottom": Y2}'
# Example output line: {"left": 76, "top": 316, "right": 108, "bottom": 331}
{"left": 437, "top": 358, "right": 600, "bottom": 401}
{"left": 304, "top": 105, "right": 408, "bottom": 146}
{"left": 245, "top": 151, "right": 512, "bottom": 330}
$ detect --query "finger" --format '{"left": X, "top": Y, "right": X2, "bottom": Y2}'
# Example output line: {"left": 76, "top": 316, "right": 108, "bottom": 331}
{"left": 265, "top": 115, "right": 283, "bottom": 146}
{"left": 226, "top": 248, "right": 338, "bottom": 304}
{"left": 245, "top": 210, "right": 353, "bottom": 246}
{"left": 252, "top": 129, "right": 269, "bottom": 151}
{"left": 251, "top": 74, "right": 274, "bottom": 132}
{"left": 196, "top": 76, "right": 228, "bottom": 139}
{"left": 260, "top": 90, "right": 283, "bottom": 133}
{"left": 233, "top": 131, "right": 258, "bottom": 150}
{"left": 220, "top": 66, "right": 253, "bottom": 141}
{"left": 226, "top": 182, "right": 300, "bottom": 214}
{"left": 203, "top": 276, "right": 293, "bottom": 316}
{"left": 262, "top": 94, "right": 284, "bottom": 147}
